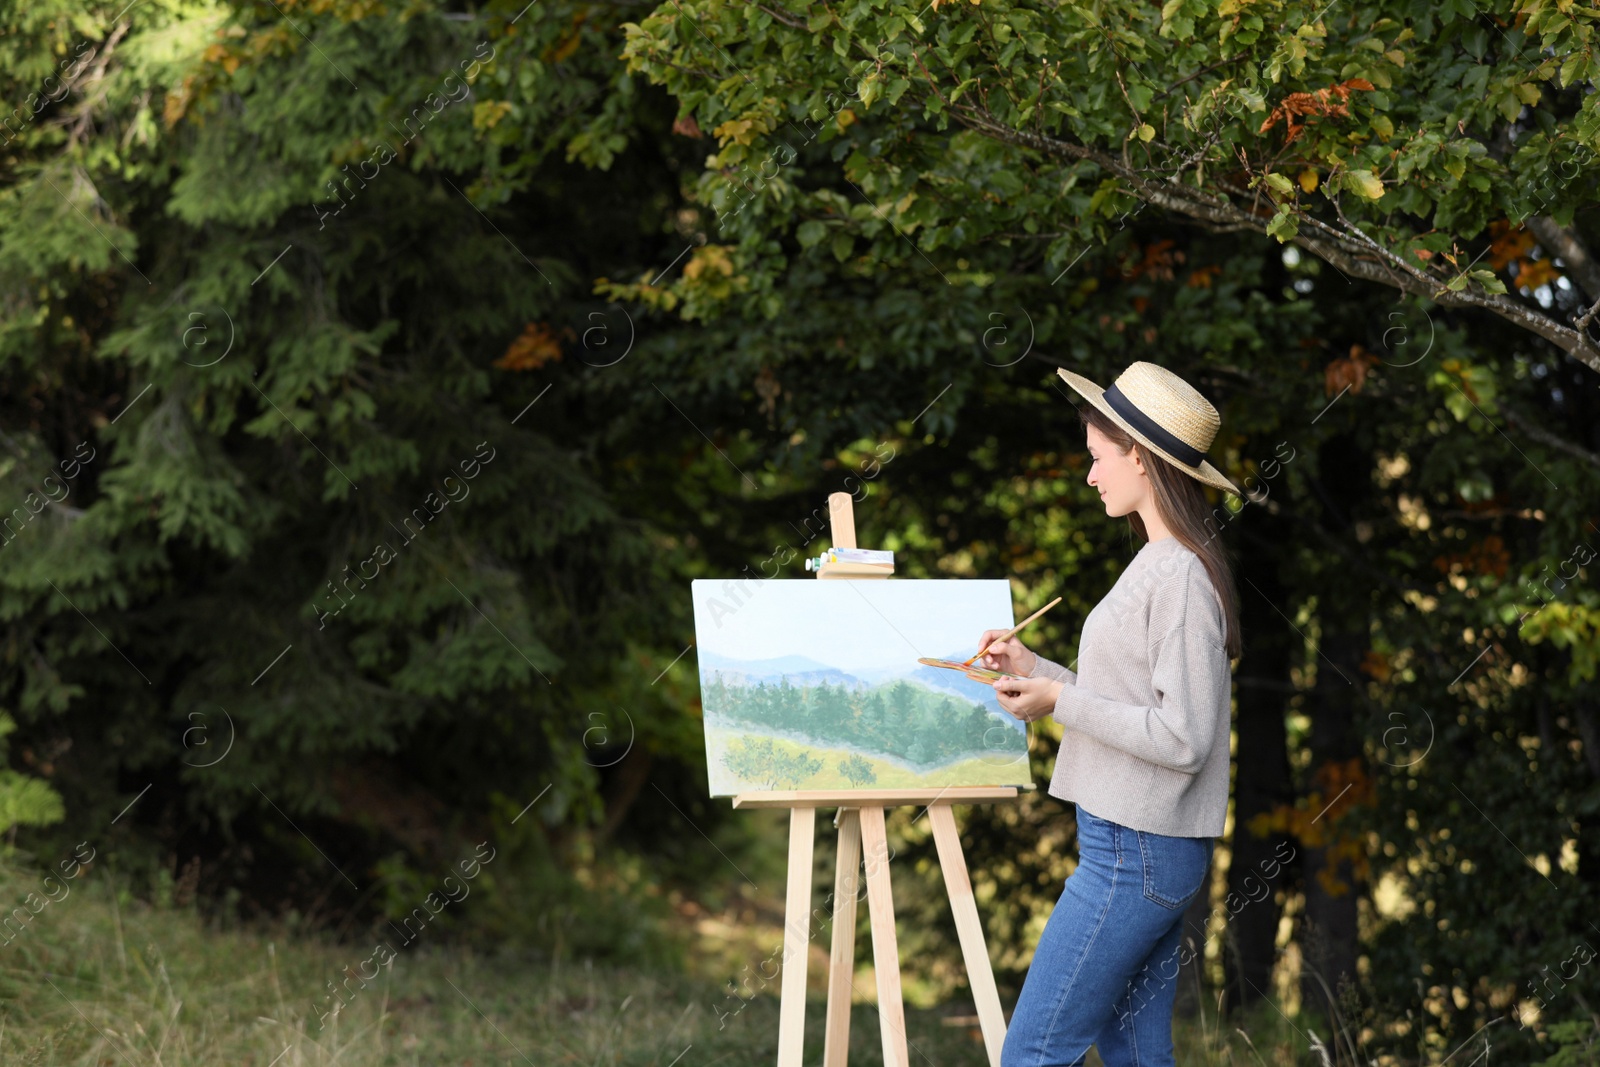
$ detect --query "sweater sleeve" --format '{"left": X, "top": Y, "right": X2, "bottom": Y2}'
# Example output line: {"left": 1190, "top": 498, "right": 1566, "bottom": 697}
{"left": 1049, "top": 575, "right": 1227, "bottom": 774}
{"left": 1028, "top": 652, "right": 1076, "bottom": 685}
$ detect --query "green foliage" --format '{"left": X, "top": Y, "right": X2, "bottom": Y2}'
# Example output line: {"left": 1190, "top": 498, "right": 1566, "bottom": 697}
{"left": 838, "top": 752, "right": 877, "bottom": 786}
{"left": 0, "top": 768, "right": 65, "bottom": 840}
{"left": 0, "top": 0, "right": 708, "bottom": 871}
{"left": 1539, "top": 1021, "right": 1600, "bottom": 1066}
{"left": 721, "top": 736, "right": 825, "bottom": 789}
{"left": 446, "top": 794, "right": 683, "bottom": 970}
{"left": 619, "top": 0, "right": 1600, "bottom": 366}
{"left": 0, "top": 713, "right": 63, "bottom": 839}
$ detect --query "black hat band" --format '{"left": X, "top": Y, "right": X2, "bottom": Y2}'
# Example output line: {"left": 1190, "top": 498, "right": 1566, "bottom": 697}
{"left": 1102, "top": 383, "right": 1207, "bottom": 468}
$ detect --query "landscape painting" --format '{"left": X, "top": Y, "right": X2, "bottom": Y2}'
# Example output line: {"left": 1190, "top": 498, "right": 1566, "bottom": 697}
{"left": 690, "top": 579, "right": 1034, "bottom": 796}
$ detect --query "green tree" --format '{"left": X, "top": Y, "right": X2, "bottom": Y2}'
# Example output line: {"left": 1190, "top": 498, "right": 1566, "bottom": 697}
{"left": 0, "top": 0, "right": 715, "bottom": 922}
{"left": 776, "top": 748, "right": 822, "bottom": 788}
{"left": 722, "top": 737, "right": 780, "bottom": 789}
{"left": 621, "top": 0, "right": 1600, "bottom": 368}
{"left": 838, "top": 752, "right": 876, "bottom": 787}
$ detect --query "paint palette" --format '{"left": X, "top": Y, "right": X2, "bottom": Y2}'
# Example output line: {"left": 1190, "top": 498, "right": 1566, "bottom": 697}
{"left": 917, "top": 657, "right": 1011, "bottom": 683}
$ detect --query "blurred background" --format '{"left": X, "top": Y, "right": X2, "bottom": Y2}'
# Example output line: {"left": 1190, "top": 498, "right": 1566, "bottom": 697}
{"left": 0, "top": 0, "right": 1597, "bottom": 1063}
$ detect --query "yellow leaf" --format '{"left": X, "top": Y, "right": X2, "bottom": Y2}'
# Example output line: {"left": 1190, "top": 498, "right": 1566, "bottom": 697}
{"left": 1298, "top": 167, "right": 1319, "bottom": 192}
{"left": 1137, "top": 123, "right": 1156, "bottom": 141}
{"left": 684, "top": 245, "right": 735, "bottom": 281}
{"left": 836, "top": 108, "right": 856, "bottom": 130}
{"left": 163, "top": 81, "right": 193, "bottom": 127}
{"left": 712, "top": 118, "right": 756, "bottom": 146}
{"left": 1346, "top": 168, "right": 1384, "bottom": 199}
{"left": 203, "top": 43, "right": 240, "bottom": 74}
{"left": 1384, "top": 49, "right": 1405, "bottom": 67}
{"left": 472, "top": 101, "right": 514, "bottom": 130}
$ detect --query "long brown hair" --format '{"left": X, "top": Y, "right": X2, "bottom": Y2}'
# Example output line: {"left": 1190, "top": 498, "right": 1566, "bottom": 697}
{"left": 1080, "top": 405, "right": 1242, "bottom": 659}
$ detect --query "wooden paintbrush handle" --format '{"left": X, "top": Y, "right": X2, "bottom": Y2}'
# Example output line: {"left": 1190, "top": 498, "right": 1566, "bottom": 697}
{"left": 966, "top": 596, "right": 1063, "bottom": 665}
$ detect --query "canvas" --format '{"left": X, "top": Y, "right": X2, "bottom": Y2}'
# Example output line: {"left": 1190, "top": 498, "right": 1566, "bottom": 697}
{"left": 691, "top": 579, "right": 1035, "bottom": 796}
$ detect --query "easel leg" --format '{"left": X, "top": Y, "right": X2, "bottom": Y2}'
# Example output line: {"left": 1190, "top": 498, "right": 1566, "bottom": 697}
{"left": 929, "top": 805, "right": 1007, "bottom": 1067}
{"left": 778, "top": 806, "right": 816, "bottom": 1067}
{"left": 823, "top": 809, "right": 861, "bottom": 1067}
{"left": 859, "top": 806, "right": 910, "bottom": 1067}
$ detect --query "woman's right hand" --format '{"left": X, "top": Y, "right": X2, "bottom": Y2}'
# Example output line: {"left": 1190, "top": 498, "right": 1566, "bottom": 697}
{"left": 978, "top": 630, "right": 1036, "bottom": 677}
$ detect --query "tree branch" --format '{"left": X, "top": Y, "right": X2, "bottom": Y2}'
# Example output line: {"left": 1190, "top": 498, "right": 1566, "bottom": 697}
{"left": 1502, "top": 408, "right": 1600, "bottom": 470}
{"left": 755, "top": 3, "right": 806, "bottom": 29}
{"left": 947, "top": 108, "right": 1600, "bottom": 377}
{"left": 1525, "top": 216, "right": 1600, "bottom": 305}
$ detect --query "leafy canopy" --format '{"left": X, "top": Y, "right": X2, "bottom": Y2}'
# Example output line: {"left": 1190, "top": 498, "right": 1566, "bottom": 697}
{"left": 621, "top": 0, "right": 1600, "bottom": 369}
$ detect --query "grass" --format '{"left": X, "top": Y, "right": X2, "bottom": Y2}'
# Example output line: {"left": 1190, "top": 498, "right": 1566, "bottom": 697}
{"left": 0, "top": 855, "right": 1339, "bottom": 1066}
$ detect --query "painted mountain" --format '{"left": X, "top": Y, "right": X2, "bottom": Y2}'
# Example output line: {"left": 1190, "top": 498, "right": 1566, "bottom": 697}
{"left": 690, "top": 579, "right": 1034, "bottom": 796}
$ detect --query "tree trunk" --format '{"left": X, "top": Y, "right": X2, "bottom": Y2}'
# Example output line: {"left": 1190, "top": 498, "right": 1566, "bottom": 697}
{"left": 1297, "top": 627, "right": 1364, "bottom": 1031}
{"left": 596, "top": 746, "right": 653, "bottom": 845}
{"left": 1573, "top": 699, "right": 1600, "bottom": 960}
{"left": 1296, "top": 437, "right": 1371, "bottom": 1037}
{"left": 1224, "top": 521, "right": 1297, "bottom": 1015}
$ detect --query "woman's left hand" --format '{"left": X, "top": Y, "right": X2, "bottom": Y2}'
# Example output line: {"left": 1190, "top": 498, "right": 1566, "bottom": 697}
{"left": 993, "top": 676, "right": 1063, "bottom": 723}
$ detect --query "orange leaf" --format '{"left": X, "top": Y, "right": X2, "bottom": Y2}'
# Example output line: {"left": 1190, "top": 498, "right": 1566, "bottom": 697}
{"left": 495, "top": 322, "right": 565, "bottom": 371}
{"left": 1123, "top": 239, "right": 1183, "bottom": 281}
{"left": 1486, "top": 220, "right": 1535, "bottom": 271}
{"left": 1260, "top": 79, "right": 1372, "bottom": 143}
{"left": 1360, "top": 650, "right": 1392, "bottom": 683}
{"left": 1324, "top": 344, "right": 1379, "bottom": 397}
{"left": 1515, "top": 258, "right": 1561, "bottom": 291}
{"left": 541, "top": 10, "right": 588, "bottom": 63}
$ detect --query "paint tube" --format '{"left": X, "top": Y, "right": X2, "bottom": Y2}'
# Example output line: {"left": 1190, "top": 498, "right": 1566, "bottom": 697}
{"left": 822, "top": 548, "right": 894, "bottom": 565}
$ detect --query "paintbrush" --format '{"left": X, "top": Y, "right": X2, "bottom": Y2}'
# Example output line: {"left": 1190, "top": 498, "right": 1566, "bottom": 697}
{"left": 962, "top": 596, "right": 1063, "bottom": 667}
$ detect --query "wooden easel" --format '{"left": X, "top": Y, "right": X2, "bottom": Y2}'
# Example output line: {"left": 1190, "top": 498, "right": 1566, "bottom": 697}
{"left": 731, "top": 492, "right": 1017, "bottom": 1067}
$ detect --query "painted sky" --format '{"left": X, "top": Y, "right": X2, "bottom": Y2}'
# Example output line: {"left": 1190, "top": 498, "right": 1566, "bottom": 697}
{"left": 691, "top": 579, "right": 1014, "bottom": 672}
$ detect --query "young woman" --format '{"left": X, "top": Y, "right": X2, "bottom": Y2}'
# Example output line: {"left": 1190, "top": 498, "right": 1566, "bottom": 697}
{"left": 983, "top": 361, "right": 1242, "bottom": 1067}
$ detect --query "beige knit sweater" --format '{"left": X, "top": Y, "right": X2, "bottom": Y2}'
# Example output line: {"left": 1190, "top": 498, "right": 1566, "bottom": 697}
{"left": 1027, "top": 536, "right": 1233, "bottom": 838}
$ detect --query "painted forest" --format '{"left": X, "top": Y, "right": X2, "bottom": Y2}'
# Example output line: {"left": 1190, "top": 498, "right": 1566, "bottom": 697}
{"left": 702, "top": 673, "right": 1028, "bottom": 788}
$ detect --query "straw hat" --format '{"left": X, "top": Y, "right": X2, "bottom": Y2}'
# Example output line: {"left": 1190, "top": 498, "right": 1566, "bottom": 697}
{"left": 1057, "top": 362, "right": 1241, "bottom": 496}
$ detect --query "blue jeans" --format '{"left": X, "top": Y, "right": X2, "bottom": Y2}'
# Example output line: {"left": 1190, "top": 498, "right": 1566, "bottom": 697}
{"left": 1001, "top": 806, "right": 1212, "bottom": 1067}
